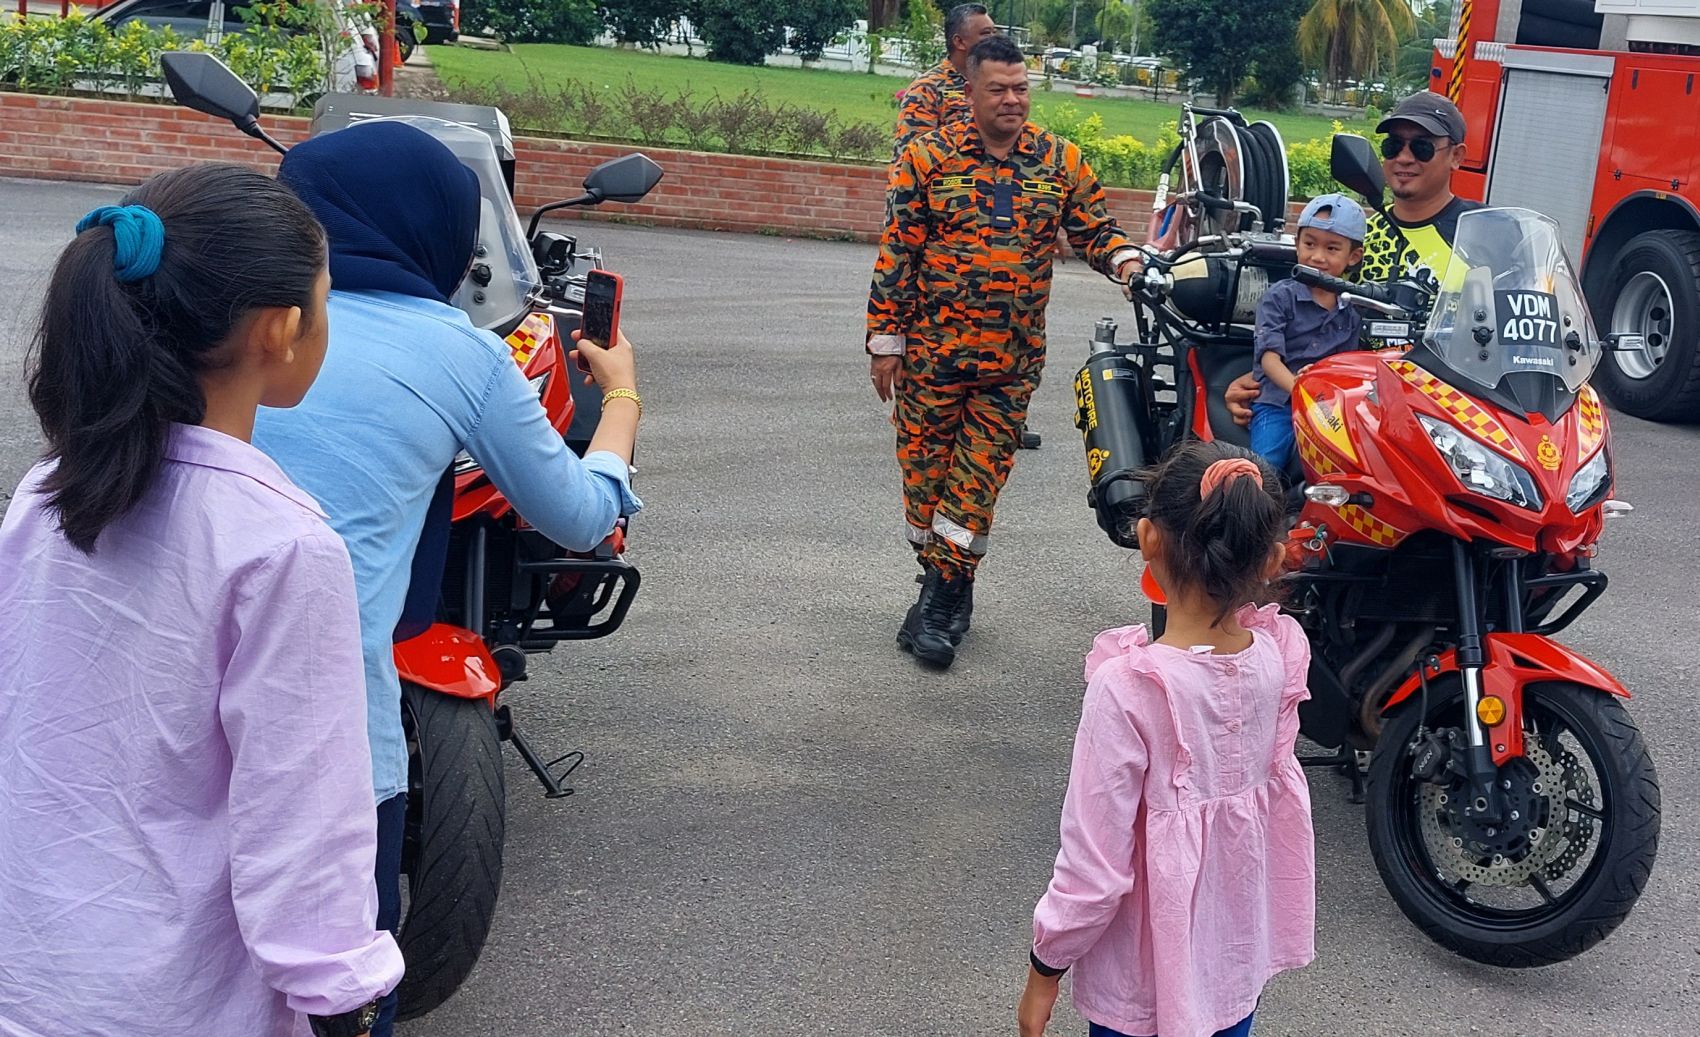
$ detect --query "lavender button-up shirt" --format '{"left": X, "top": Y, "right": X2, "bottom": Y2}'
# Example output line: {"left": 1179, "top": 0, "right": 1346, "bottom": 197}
{"left": 0, "top": 424, "right": 403, "bottom": 1037}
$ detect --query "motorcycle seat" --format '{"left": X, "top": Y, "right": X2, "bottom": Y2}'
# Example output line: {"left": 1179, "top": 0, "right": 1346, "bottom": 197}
{"left": 1195, "top": 343, "right": 1254, "bottom": 448}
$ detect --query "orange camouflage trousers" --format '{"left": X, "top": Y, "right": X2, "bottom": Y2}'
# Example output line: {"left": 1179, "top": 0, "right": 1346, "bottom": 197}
{"left": 896, "top": 365, "right": 1041, "bottom": 580}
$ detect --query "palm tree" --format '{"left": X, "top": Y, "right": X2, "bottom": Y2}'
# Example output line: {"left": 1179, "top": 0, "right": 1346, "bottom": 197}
{"left": 1298, "top": 0, "right": 1418, "bottom": 98}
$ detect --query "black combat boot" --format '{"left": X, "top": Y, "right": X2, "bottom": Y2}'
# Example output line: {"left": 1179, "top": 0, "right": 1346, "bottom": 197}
{"left": 1018, "top": 425, "right": 1042, "bottom": 449}
{"left": 898, "top": 568, "right": 968, "bottom": 668}
{"left": 914, "top": 568, "right": 974, "bottom": 646}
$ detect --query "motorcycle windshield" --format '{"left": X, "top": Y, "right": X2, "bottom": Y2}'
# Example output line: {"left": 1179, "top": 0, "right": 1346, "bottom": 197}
{"left": 1422, "top": 207, "right": 1599, "bottom": 395}
{"left": 368, "top": 115, "right": 541, "bottom": 332}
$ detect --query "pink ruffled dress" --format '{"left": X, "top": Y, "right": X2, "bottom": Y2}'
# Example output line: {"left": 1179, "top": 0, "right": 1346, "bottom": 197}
{"left": 1033, "top": 604, "right": 1317, "bottom": 1037}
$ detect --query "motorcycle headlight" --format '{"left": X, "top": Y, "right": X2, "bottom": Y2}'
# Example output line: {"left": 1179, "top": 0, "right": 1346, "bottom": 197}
{"left": 452, "top": 375, "right": 549, "bottom": 476}
{"left": 1566, "top": 447, "right": 1611, "bottom": 514}
{"left": 1418, "top": 414, "right": 1543, "bottom": 511}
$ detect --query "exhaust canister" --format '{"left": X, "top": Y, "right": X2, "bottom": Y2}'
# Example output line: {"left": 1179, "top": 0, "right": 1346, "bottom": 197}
{"left": 1075, "top": 318, "right": 1155, "bottom": 549}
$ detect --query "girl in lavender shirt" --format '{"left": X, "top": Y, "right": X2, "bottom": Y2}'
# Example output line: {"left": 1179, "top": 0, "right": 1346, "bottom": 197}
{"left": 1020, "top": 442, "right": 1316, "bottom": 1037}
{"left": 0, "top": 165, "right": 402, "bottom": 1037}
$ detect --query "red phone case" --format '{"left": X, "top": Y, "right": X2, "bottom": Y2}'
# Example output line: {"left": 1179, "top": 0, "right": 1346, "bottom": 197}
{"left": 577, "top": 270, "right": 624, "bottom": 374}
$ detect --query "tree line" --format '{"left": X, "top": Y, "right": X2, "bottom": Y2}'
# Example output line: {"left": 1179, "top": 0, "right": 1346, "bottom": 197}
{"left": 469, "top": 0, "right": 1452, "bottom": 107}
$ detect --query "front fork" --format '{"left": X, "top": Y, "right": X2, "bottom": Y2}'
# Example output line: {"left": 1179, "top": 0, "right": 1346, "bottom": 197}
{"left": 1451, "top": 542, "right": 1514, "bottom": 826}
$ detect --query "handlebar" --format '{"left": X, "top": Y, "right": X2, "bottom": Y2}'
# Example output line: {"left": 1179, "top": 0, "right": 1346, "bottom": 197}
{"left": 1291, "top": 264, "right": 1403, "bottom": 311}
{"left": 1290, "top": 263, "right": 1361, "bottom": 298}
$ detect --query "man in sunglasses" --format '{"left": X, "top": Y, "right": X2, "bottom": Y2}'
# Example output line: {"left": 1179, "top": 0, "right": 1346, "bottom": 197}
{"left": 1226, "top": 91, "right": 1480, "bottom": 422}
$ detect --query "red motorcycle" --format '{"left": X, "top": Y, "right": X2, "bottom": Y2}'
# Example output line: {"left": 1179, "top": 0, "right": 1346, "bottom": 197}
{"left": 161, "top": 53, "right": 663, "bottom": 1017}
{"left": 1074, "top": 126, "right": 1659, "bottom": 966}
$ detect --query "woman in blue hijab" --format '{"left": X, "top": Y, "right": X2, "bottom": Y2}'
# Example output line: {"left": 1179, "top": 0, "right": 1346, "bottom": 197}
{"left": 256, "top": 121, "right": 643, "bottom": 1037}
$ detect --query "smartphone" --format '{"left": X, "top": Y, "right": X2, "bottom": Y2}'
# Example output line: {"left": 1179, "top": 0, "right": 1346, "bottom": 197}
{"left": 577, "top": 269, "right": 624, "bottom": 375}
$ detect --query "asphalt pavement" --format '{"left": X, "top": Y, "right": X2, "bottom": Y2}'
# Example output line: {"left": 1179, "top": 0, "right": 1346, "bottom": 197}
{"left": 2, "top": 177, "right": 1697, "bottom": 1036}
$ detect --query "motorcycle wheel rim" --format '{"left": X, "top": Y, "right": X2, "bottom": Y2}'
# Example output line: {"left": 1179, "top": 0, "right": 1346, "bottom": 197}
{"left": 1388, "top": 690, "right": 1616, "bottom": 929}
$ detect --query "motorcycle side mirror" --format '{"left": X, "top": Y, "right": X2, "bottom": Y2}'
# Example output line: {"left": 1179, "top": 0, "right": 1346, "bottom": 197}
{"left": 582, "top": 154, "right": 665, "bottom": 204}
{"left": 160, "top": 52, "right": 287, "bottom": 156}
{"left": 1330, "top": 133, "right": 1386, "bottom": 210}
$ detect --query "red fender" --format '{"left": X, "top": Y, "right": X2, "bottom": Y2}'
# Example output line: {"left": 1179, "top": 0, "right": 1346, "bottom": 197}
{"left": 393, "top": 623, "right": 501, "bottom": 702}
{"left": 1383, "top": 634, "right": 1629, "bottom": 765}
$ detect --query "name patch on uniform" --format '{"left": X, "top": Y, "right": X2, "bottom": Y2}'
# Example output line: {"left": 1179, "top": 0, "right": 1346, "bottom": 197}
{"left": 1019, "top": 179, "right": 1065, "bottom": 198}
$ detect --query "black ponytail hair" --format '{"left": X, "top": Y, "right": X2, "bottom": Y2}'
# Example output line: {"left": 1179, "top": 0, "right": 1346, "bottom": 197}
{"left": 27, "top": 163, "right": 327, "bottom": 554}
{"left": 1139, "top": 440, "right": 1286, "bottom": 622}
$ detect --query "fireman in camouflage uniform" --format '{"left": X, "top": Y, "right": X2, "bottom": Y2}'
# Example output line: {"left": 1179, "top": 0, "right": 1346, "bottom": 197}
{"left": 891, "top": 3, "right": 997, "bottom": 161}
{"left": 868, "top": 35, "right": 1143, "bottom": 669}
{"left": 891, "top": 5, "right": 1046, "bottom": 450}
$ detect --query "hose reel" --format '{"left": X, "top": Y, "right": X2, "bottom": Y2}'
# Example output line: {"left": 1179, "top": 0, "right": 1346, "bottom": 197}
{"left": 1183, "top": 112, "right": 1291, "bottom": 239}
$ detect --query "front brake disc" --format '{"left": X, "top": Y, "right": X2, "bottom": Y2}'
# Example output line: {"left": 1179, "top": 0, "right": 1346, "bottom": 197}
{"left": 1418, "top": 737, "right": 1572, "bottom": 886}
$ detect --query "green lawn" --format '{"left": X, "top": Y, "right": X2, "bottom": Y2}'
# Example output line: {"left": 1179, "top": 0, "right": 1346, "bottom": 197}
{"left": 429, "top": 43, "right": 1369, "bottom": 146}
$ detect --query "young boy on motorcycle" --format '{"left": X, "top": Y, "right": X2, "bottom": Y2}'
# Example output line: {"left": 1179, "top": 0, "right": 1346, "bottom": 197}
{"left": 1250, "top": 194, "right": 1366, "bottom": 472}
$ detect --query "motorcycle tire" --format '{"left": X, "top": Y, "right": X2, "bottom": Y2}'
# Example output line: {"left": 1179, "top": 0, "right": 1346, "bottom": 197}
{"left": 1365, "top": 681, "right": 1659, "bottom": 967}
{"left": 397, "top": 24, "right": 417, "bottom": 64}
{"left": 1593, "top": 229, "right": 1700, "bottom": 421}
{"left": 395, "top": 682, "right": 507, "bottom": 1020}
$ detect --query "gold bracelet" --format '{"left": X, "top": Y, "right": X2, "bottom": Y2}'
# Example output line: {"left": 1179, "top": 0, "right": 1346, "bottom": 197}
{"left": 602, "top": 387, "right": 642, "bottom": 416}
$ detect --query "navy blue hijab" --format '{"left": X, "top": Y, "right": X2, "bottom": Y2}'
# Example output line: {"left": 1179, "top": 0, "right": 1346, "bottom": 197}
{"left": 280, "top": 120, "right": 485, "bottom": 643}
{"left": 279, "top": 120, "right": 481, "bottom": 303}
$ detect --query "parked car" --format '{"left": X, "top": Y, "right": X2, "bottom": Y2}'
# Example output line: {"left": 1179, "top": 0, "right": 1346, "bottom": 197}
{"left": 412, "top": 0, "right": 458, "bottom": 42}
{"left": 92, "top": 0, "right": 378, "bottom": 92}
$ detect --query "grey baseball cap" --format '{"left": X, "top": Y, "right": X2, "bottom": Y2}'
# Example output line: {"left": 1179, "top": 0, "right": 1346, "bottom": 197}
{"left": 1377, "top": 91, "right": 1467, "bottom": 142}
{"left": 1298, "top": 193, "right": 1366, "bottom": 243}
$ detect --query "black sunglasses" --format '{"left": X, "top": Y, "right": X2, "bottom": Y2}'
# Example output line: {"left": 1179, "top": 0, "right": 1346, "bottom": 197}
{"left": 1381, "top": 135, "right": 1449, "bottom": 162}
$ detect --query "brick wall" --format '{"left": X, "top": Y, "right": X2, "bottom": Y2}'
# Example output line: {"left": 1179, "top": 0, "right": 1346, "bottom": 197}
{"left": 1, "top": 91, "right": 1301, "bottom": 242}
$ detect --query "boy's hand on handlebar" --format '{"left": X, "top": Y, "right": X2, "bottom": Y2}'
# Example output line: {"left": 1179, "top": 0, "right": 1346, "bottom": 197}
{"left": 1225, "top": 372, "right": 1260, "bottom": 426}
{"left": 570, "top": 328, "right": 638, "bottom": 393}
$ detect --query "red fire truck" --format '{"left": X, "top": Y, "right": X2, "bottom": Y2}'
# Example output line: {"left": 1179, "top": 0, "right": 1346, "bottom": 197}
{"left": 1434, "top": 0, "right": 1700, "bottom": 420}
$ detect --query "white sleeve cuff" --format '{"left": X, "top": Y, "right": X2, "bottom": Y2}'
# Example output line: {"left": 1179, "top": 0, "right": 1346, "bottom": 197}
{"left": 867, "top": 334, "right": 905, "bottom": 356}
{"left": 1108, "top": 247, "right": 1146, "bottom": 276}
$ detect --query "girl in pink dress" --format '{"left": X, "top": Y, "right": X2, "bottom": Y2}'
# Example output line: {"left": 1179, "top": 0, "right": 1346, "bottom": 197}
{"left": 1019, "top": 442, "right": 1316, "bottom": 1037}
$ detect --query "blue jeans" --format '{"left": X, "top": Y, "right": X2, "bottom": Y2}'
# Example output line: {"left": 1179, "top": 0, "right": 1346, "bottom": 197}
{"left": 1090, "top": 1012, "right": 1254, "bottom": 1037}
{"left": 372, "top": 792, "right": 408, "bottom": 1037}
{"left": 1249, "top": 400, "right": 1295, "bottom": 473}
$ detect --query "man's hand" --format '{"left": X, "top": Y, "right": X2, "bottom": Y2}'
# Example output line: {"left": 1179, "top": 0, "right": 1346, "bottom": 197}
{"left": 1017, "top": 967, "right": 1061, "bottom": 1037}
{"left": 1226, "top": 372, "right": 1260, "bottom": 427}
{"left": 871, "top": 355, "right": 901, "bottom": 403}
{"left": 1115, "top": 254, "right": 1145, "bottom": 301}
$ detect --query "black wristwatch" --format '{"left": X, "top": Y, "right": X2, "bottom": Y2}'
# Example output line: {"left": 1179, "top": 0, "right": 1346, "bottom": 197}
{"left": 308, "top": 1000, "right": 380, "bottom": 1037}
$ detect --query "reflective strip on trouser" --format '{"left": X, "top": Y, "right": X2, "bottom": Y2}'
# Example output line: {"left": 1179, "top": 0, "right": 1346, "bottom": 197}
{"left": 905, "top": 521, "right": 933, "bottom": 549}
{"left": 895, "top": 369, "right": 1037, "bottom": 579}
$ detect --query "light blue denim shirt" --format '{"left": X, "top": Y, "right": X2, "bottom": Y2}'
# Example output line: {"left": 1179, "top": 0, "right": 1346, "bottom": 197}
{"left": 254, "top": 290, "right": 640, "bottom": 801}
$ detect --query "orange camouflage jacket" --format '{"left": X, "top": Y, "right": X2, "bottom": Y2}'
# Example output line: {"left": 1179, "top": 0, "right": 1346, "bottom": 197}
{"left": 867, "top": 120, "right": 1136, "bottom": 379}
{"left": 893, "top": 59, "right": 973, "bottom": 161}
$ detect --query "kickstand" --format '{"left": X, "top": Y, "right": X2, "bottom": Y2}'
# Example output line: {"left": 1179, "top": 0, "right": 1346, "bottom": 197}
{"left": 1299, "top": 746, "right": 1367, "bottom": 805}
{"left": 496, "top": 705, "right": 583, "bottom": 799}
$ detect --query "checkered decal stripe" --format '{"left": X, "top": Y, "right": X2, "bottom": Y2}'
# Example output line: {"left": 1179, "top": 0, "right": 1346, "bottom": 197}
{"left": 505, "top": 312, "right": 555, "bottom": 367}
{"left": 1295, "top": 426, "right": 1340, "bottom": 477}
{"left": 1338, "top": 504, "right": 1404, "bottom": 547}
{"left": 1296, "top": 427, "right": 1406, "bottom": 547}
{"left": 1387, "top": 359, "right": 1526, "bottom": 461}
{"left": 1577, "top": 385, "right": 1605, "bottom": 461}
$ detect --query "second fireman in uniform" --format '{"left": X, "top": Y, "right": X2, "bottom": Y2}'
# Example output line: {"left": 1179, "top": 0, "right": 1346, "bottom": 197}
{"left": 867, "top": 35, "right": 1142, "bottom": 669}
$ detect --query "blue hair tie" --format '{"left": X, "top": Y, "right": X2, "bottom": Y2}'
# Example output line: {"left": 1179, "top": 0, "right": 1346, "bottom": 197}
{"left": 76, "top": 204, "right": 165, "bottom": 282}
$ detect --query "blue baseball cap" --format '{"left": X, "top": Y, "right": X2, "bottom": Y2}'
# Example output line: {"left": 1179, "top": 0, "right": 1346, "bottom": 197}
{"left": 1297, "top": 193, "right": 1366, "bottom": 244}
